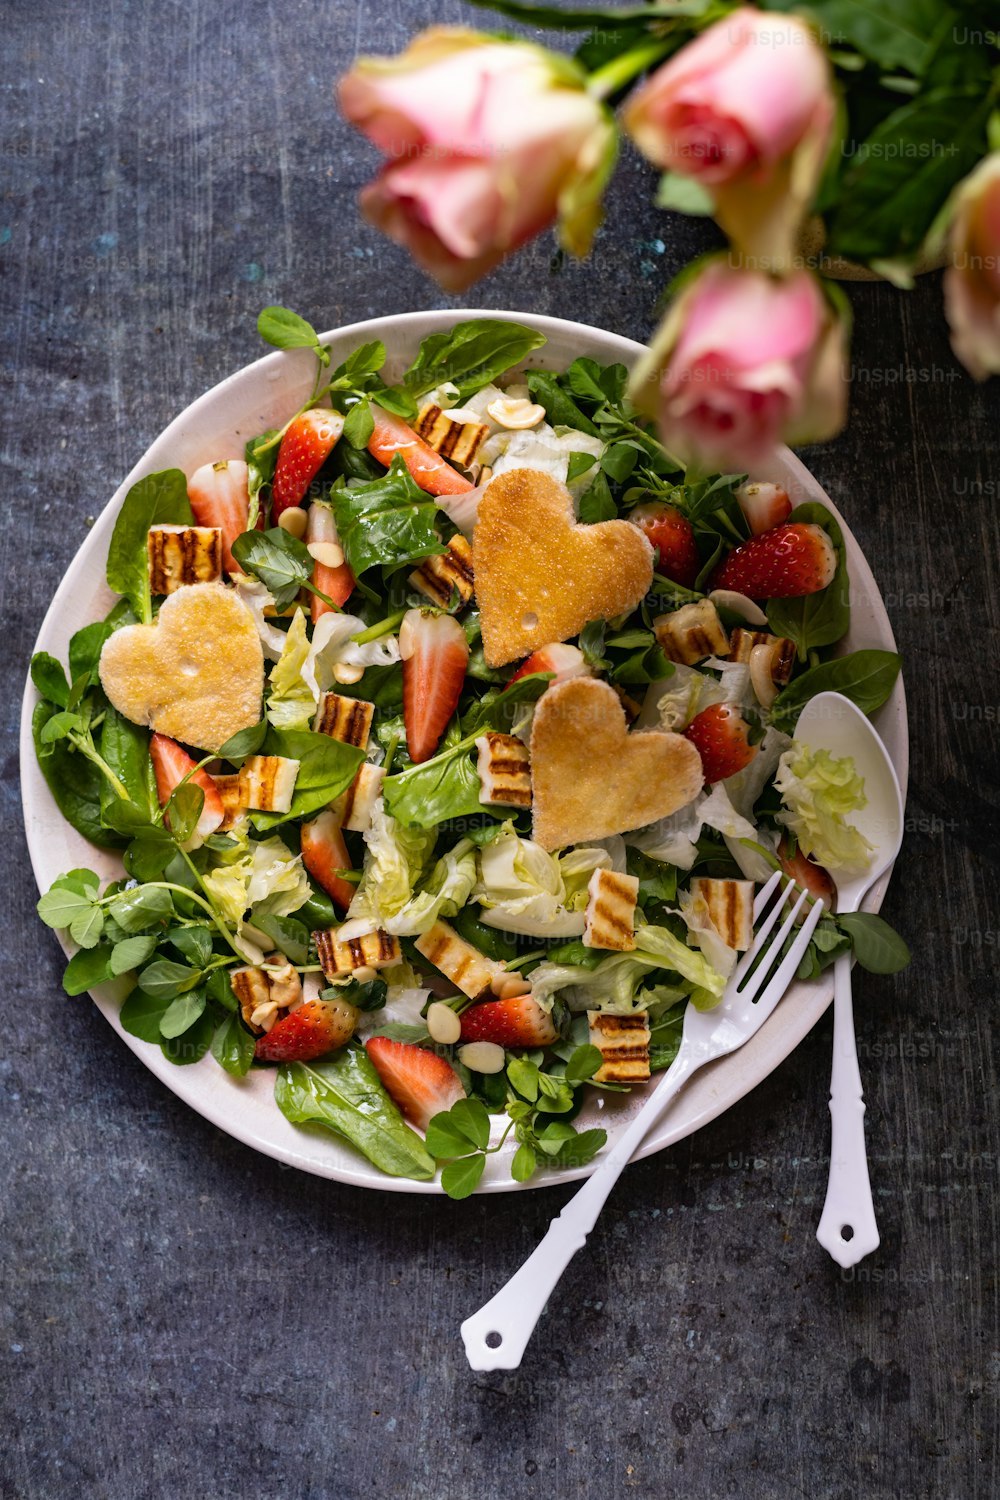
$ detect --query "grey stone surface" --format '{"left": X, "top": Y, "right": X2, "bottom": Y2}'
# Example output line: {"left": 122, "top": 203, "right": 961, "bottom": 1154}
{"left": 2, "top": 3, "right": 999, "bottom": 1497}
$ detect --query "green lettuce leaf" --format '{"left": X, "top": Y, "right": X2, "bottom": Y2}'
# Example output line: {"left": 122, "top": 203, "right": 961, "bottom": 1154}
{"left": 774, "top": 745, "right": 874, "bottom": 874}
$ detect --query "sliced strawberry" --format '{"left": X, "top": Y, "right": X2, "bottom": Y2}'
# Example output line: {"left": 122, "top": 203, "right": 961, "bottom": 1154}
{"left": 272, "top": 409, "right": 345, "bottom": 518}
{"left": 300, "top": 810, "right": 356, "bottom": 910}
{"left": 682, "top": 703, "right": 758, "bottom": 784}
{"left": 149, "top": 733, "right": 224, "bottom": 845}
{"left": 255, "top": 998, "right": 357, "bottom": 1063}
{"left": 734, "top": 481, "right": 792, "bottom": 536}
{"left": 187, "top": 459, "right": 259, "bottom": 574}
{"left": 777, "top": 833, "right": 837, "bottom": 912}
{"left": 365, "top": 1037, "right": 465, "bottom": 1131}
{"left": 510, "top": 643, "right": 591, "bottom": 686}
{"left": 400, "top": 608, "right": 469, "bottom": 763}
{"left": 459, "top": 994, "right": 558, "bottom": 1048}
{"left": 306, "top": 500, "right": 355, "bottom": 620}
{"left": 629, "top": 501, "right": 700, "bottom": 587}
{"left": 368, "top": 404, "right": 475, "bottom": 497}
{"left": 709, "top": 523, "right": 836, "bottom": 599}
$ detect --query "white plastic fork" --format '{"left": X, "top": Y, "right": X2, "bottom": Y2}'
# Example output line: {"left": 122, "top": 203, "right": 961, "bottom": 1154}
{"left": 461, "top": 871, "right": 825, "bottom": 1371}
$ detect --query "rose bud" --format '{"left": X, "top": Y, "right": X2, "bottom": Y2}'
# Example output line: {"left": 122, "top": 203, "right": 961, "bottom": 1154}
{"left": 943, "top": 153, "right": 1000, "bottom": 381}
{"left": 337, "top": 27, "right": 616, "bottom": 293}
{"left": 630, "top": 261, "right": 848, "bottom": 473}
{"left": 623, "top": 7, "right": 834, "bottom": 269}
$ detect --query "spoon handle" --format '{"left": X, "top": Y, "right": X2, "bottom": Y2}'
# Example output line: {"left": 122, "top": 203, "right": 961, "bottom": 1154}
{"left": 816, "top": 951, "right": 880, "bottom": 1267}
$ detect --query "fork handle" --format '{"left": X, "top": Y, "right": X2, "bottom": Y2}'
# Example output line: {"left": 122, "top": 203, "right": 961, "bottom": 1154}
{"left": 816, "top": 952, "right": 880, "bottom": 1268}
{"left": 461, "top": 1057, "right": 694, "bottom": 1371}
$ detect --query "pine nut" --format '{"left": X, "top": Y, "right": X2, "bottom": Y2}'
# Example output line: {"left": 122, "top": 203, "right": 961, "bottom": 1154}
{"left": 278, "top": 506, "right": 308, "bottom": 539}
{"left": 426, "top": 1001, "right": 462, "bottom": 1045}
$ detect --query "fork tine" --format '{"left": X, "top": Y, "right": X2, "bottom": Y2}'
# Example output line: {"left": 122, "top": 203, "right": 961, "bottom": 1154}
{"left": 738, "top": 895, "right": 825, "bottom": 1013}
{"left": 732, "top": 874, "right": 796, "bottom": 987}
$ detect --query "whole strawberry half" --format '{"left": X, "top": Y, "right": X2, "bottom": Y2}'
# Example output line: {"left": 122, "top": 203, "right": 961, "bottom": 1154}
{"left": 630, "top": 502, "right": 700, "bottom": 588}
{"left": 365, "top": 1037, "right": 465, "bottom": 1131}
{"left": 683, "top": 703, "right": 758, "bottom": 784}
{"left": 254, "top": 997, "right": 357, "bottom": 1063}
{"left": 459, "top": 994, "right": 558, "bottom": 1049}
{"left": 777, "top": 833, "right": 837, "bottom": 912}
{"left": 709, "top": 523, "right": 836, "bottom": 598}
{"left": 400, "top": 608, "right": 469, "bottom": 763}
{"left": 271, "top": 409, "right": 345, "bottom": 517}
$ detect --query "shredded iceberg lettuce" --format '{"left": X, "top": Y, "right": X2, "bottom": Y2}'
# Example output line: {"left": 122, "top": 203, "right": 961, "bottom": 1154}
{"left": 203, "top": 835, "right": 311, "bottom": 929}
{"left": 342, "top": 801, "right": 476, "bottom": 937}
{"left": 266, "top": 610, "right": 316, "bottom": 730}
{"left": 302, "top": 613, "right": 401, "bottom": 702}
{"left": 475, "top": 826, "right": 612, "bottom": 938}
{"left": 775, "top": 745, "right": 873, "bottom": 873}
{"left": 529, "top": 922, "right": 726, "bottom": 1015}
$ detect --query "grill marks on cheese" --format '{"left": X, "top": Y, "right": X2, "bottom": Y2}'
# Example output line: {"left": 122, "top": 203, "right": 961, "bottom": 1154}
{"left": 587, "top": 1012, "right": 651, "bottom": 1083}
{"left": 414, "top": 404, "right": 488, "bottom": 469}
{"left": 314, "top": 928, "right": 401, "bottom": 979}
{"left": 148, "top": 526, "right": 222, "bottom": 593}
{"left": 410, "top": 535, "right": 475, "bottom": 610}
{"left": 314, "top": 692, "right": 374, "bottom": 748}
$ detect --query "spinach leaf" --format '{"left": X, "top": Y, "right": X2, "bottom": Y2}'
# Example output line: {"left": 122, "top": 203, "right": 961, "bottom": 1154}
{"left": 766, "top": 503, "right": 850, "bottom": 659}
{"left": 578, "top": 469, "right": 616, "bottom": 523}
{"left": 460, "top": 672, "right": 552, "bottom": 735}
{"left": 251, "top": 913, "right": 310, "bottom": 964}
{"left": 68, "top": 618, "right": 117, "bottom": 689}
{"left": 770, "top": 650, "right": 902, "bottom": 731}
{"left": 211, "top": 1012, "right": 256, "bottom": 1076}
{"left": 120, "top": 988, "right": 171, "bottom": 1042}
{"left": 275, "top": 1049, "right": 436, "bottom": 1180}
{"left": 30, "top": 653, "right": 70, "bottom": 707}
{"left": 402, "top": 318, "right": 546, "bottom": 401}
{"left": 32, "top": 700, "right": 123, "bottom": 850}
{"left": 231, "top": 527, "right": 312, "bottom": 610}
{"left": 161, "top": 1008, "right": 216, "bottom": 1064}
{"left": 100, "top": 707, "right": 157, "bottom": 820}
{"left": 526, "top": 371, "right": 599, "bottom": 435}
{"left": 159, "top": 989, "right": 208, "bottom": 1039}
{"left": 167, "top": 926, "right": 214, "bottom": 967}
{"left": 218, "top": 720, "right": 269, "bottom": 763}
{"left": 383, "top": 744, "right": 493, "bottom": 829}
{"left": 105, "top": 470, "right": 193, "bottom": 622}
{"left": 137, "top": 958, "right": 204, "bottom": 1000}
{"left": 252, "top": 727, "right": 364, "bottom": 828}
{"left": 837, "top": 912, "right": 911, "bottom": 974}
{"left": 331, "top": 455, "right": 446, "bottom": 576}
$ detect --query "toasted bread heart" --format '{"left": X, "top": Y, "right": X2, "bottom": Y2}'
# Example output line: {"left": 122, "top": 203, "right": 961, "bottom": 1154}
{"left": 529, "top": 677, "right": 703, "bottom": 850}
{"left": 99, "top": 582, "right": 264, "bottom": 752}
{"left": 473, "top": 470, "right": 654, "bottom": 667}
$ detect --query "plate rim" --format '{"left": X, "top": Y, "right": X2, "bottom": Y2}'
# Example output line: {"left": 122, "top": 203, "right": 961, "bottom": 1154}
{"left": 19, "top": 307, "right": 909, "bottom": 1194}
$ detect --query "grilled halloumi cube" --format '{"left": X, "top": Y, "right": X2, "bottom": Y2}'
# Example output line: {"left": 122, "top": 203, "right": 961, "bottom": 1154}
{"left": 314, "top": 927, "right": 401, "bottom": 981}
{"left": 212, "top": 772, "right": 249, "bottom": 832}
{"left": 332, "top": 762, "right": 385, "bottom": 832}
{"left": 728, "top": 627, "right": 796, "bottom": 685}
{"left": 653, "top": 599, "right": 730, "bottom": 664}
{"left": 414, "top": 920, "right": 503, "bottom": 1000}
{"left": 410, "top": 535, "right": 475, "bottom": 611}
{"left": 414, "top": 403, "right": 488, "bottom": 470}
{"left": 230, "top": 958, "right": 303, "bottom": 1034}
{"left": 587, "top": 1011, "right": 651, "bottom": 1083}
{"left": 313, "top": 692, "right": 374, "bottom": 749}
{"left": 476, "top": 731, "right": 531, "bottom": 808}
{"left": 690, "top": 877, "right": 755, "bottom": 951}
{"left": 583, "top": 869, "right": 639, "bottom": 951}
{"left": 239, "top": 755, "right": 300, "bottom": 813}
{"left": 147, "top": 525, "right": 222, "bottom": 594}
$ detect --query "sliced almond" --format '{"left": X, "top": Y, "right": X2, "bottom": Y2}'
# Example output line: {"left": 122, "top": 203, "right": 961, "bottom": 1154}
{"left": 278, "top": 506, "right": 308, "bottom": 539}
{"left": 458, "top": 1041, "right": 506, "bottom": 1074}
{"left": 307, "top": 540, "right": 345, "bottom": 569}
{"left": 426, "top": 1001, "right": 462, "bottom": 1045}
{"left": 750, "top": 644, "right": 780, "bottom": 707}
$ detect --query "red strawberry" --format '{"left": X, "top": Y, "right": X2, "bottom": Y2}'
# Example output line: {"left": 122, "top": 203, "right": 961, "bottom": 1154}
{"left": 511, "top": 643, "right": 591, "bottom": 685}
{"left": 187, "top": 459, "right": 259, "bottom": 574}
{"left": 272, "top": 409, "right": 345, "bottom": 517}
{"left": 300, "top": 810, "right": 356, "bottom": 910}
{"left": 368, "top": 404, "right": 475, "bottom": 497}
{"left": 683, "top": 703, "right": 758, "bottom": 784}
{"left": 777, "top": 833, "right": 837, "bottom": 912}
{"left": 306, "top": 500, "right": 355, "bottom": 620}
{"left": 459, "top": 994, "right": 558, "bottom": 1048}
{"left": 365, "top": 1037, "right": 465, "bottom": 1131}
{"left": 255, "top": 997, "right": 357, "bottom": 1063}
{"left": 149, "top": 733, "right": 224, "bottom": 845}
{"left": 734, "top": 481, "right": 792, "bottom": 536}
{"left": 709, "top": 523, "right": 836, "bottom": 599}
{"left": 629, "top": 501, "right": 700, "bottom": 587}
{"left": 400, "top": 608, "right": 469, "bottom": 763}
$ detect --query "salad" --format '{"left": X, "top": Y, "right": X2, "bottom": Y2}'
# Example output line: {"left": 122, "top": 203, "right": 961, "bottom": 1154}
{"left": 30, "top": 310, "right": 909, "bottom": 1197}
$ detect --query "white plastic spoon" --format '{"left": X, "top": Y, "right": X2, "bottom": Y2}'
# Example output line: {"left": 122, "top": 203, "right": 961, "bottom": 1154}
{"left": 792, "top": 691, "right": 904, "bottom": 1269}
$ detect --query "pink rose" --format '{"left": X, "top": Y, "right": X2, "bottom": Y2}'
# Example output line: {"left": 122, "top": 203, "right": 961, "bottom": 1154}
{"left": 337, "top": 28, "right": 616, "bottom": 293}
{"left": 631, "top": 262, "right": 847, "bottom": 472}
{"left": 944, "top": 154, "right": 1000, "bottom": 381}
{"left": 624, "top": 9, "right": 834, "bottom": 268}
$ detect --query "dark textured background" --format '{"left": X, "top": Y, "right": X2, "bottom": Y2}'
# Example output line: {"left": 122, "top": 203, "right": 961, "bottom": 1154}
{"left": 3, "top": 3, "right": 999, "bottom": 1497}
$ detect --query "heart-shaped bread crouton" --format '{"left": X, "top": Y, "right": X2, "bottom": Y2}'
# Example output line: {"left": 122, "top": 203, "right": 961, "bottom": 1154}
{"left": 99, "top": 582, "right": 264, "bottom": 752}
{"left": 474, "top": 470, "right": 654, "bottom": 667}
{"left": 529, "top": 677, "right": 704, "bottom": 851}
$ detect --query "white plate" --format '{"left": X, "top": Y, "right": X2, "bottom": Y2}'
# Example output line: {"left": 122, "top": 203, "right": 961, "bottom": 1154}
{"left": 19, "top": 309, "right": 908, "bottom": 1194}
